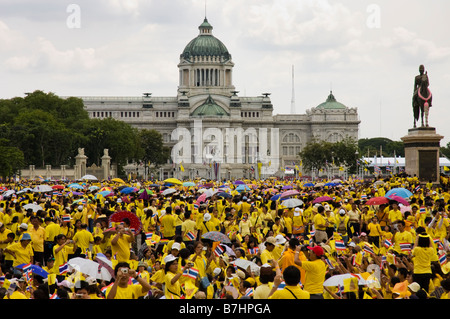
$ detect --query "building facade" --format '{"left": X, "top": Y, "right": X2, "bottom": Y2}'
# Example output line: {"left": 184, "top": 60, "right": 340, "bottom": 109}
{"left": 80, "top": 18, "right": 360, "bottom": 180}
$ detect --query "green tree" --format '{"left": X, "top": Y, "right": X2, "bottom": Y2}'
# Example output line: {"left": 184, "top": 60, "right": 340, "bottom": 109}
{"left": 0, "top": 138, "right": 24, "bottom": 179}
{"left": 139, "top": 129, "right": 171, "bottom": 168}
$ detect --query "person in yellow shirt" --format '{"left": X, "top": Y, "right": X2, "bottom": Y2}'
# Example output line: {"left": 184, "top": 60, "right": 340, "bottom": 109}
{"left": 181, "top": 211, "right": 197, "bottom": 245}
{"left": 268, "top": 263, "right": 310, "bottom": 299}
{"left": 3, "top": 233, "right": 34, "bottom": 268}
{"left": 412, "top": 233, "right": 436, "bottom": 293}
{"left": 260, "top": 236, "right": 276, "bottom": 264}
{"left": 72, "top": 223, "right": 94, "bottom": 258}
{"left": 106, "top": 261, "right": 151, "bottom": 299}
{"left": 294, "top": 245, "right": 327, "bottom": 299}
{"left": 239, "top": 213, "right": 252, "bottom": 237}
{"left": 367, "top": 216, "right": 383, "bottom": 248}
{"left": 160, "top": 207, "right": 176, "bottom": 240}
{"left": 388, "top": 202, "right": 403, "bottom": 225}
{"left": 28, "top": 215, "right": 46, "bottom": 266}
{"left": 110, "top": 223, "right": 135, "bottom": 267}
{"left": 392, "top": 220, "right": 414, "bottom": 256}
{"left": 313, "top": 205, "right": 328, "bottom": 243}
{"left": 52, "top": 234, "right": 77, "bottom": 279}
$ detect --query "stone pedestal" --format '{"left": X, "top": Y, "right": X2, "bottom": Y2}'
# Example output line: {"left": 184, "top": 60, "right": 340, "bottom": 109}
{"left": 401, "top": 127, "right": 443, "bottom": 184}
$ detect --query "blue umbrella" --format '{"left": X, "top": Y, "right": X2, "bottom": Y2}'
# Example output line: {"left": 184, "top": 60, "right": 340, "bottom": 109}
{"left": 304, "top": 183, "right": 315, "bottom": 187}
{"left": 16, "top": 264, "right": 48, "bottom": 278}
{"left": 183, "top": 182, "right": 196, "bottom": 187}
{"left": 68, "top": 183, "right": 84, "bottom": 189}
{"left": 236, "top": 184, "right": 250, "bottom": 192}
{"left": 324, "top": 182, "right": 336, "bottom": 187}
{"left": 97, "top": 190, "right": 113, "bottom": 198}
{"left": 271, "top": 194, "right": 281, "bottom": 201}
{"left": 281, "top": 185, "right": 293, "bottom": 190}
{"left": 120, "top": 187, "right": 137, "bottom": 194}
{"left": 385, "top": 188, "right": 413, "bottom": 199}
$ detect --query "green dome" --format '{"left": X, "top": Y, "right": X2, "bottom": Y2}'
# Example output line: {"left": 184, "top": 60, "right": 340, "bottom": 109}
{"left": 316, "top": 91, "right": 347, "bottom": 110}
{"left": 190, "top": 95, "right": 229, "bottom": 117}
{"left": 181, "top": 18, "right": 231, "bottom": 61}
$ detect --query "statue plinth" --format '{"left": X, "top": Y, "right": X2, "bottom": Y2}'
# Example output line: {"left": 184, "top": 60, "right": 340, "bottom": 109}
{"left": 401, "top": 127, "right": 443, "bottom": 184}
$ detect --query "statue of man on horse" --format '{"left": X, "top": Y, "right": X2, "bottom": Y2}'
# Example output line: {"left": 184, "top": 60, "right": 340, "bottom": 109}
{"left": 412, "top": 64, "right": 432, "bottom": 128}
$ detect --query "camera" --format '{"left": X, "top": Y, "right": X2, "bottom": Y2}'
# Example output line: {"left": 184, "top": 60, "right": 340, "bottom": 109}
{"left": 121, "top": 268, "right": 128, "bottom": 273}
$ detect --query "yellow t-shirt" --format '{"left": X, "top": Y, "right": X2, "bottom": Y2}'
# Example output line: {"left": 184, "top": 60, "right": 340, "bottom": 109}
{"left": 412, "top": 246, "right": 435, "bottom": 274}
{"left": 7, "top": 242, "right": 34, "bottom": 267}
{"left": 181, "top": 219, "right": 197, "bottom": 241}
{"left": 111, "top": 234, "right": 132, "bottom": 263}
{"left": 106, "top": 283, "right": 147, "bottom": 299}
{"left": 313, "top": 214, "right": 327, "bottom": 231}
{"left": 164, "top": 271, "right": 182, "bottom": 299}
{"left": 269, "top": 285, "right": 310, "bottom": 299}
{"left": 301, "top": 259, "right": 326, "bottom": 294}
{"left": 72, "top": 229, "right": 94, "bottom": 251}
{"left": 29, "top": 226, "right": 46, "bottom": 253}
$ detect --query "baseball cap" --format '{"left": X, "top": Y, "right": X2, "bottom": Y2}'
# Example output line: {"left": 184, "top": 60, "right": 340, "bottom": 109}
{"left": 307, "top": 245, "right": 324, "bottom": 257}
{"left": 19, "top": 223, "right": 28, "bottom": 230}
{"left": 171, "top": 243, "right": 181, "bottom": 251}
{"left": 163, "top": 254, "right": 177, "bottom": 264}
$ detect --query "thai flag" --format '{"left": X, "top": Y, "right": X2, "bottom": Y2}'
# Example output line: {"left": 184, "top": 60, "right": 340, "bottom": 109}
{"left": 309, "top": 229, "right": 316, "bottom": 237}
{"left": 335, "top": 240, "right": 346, "bottom": 251}
{"left": 248, "top": 247, "right": 259, "bottom": 255}
{"left": 381, "top": 255, "right": 387, "bottom": 268}
{"left": 363, "top": 244, "right": 375, "bottom": 255}
{"left": 384, "top": 239, "right": 393, "bottom": 249}
{"left": 244, "top": 288, "right": 254, "bottom": 297}
{"left": 214, "top": 245, "right": 225, "bottom": 257}
{"left": 420, "top": 207, "right": 426, "bottom": 214}
{"left": 415, "top": 185, "right": 420, "bottom": 192}
{"left": 277, "top": 281, "right": 286, "bottom": 290}
{"left": 101, "top": 283, "right": 113, "bottom": 295}
{"left": 145, "top": 232, "right": 153, "bottom": 240}
{"left": 0, "top": 275, "right": 5, "bottom": 287}
{"left": 183, "top": 267, "right": 199, "bottom": 280}
{"left": 22, "top": 263, "right": 32, "bottom": 274}
{"left": 325, "top": 258, "right": 335, "bottom": 269}
{"left": 361, "top": 194, "right": 367, "bottom": 200}
{"left": 399, "top": 243, "right": 411, "bottom": 252}
{"left": 186, "top": 231, "right": 196, "bottom": 241}
{"left": 50, "top": 292, "right": 60, "bottom": 299}
{"left": 59, "top": 262, "right": 69, "bottom": 275}
{"left": 62, "top": 214, "right": 71, "bottom": 222}
{"left": 439, "top": 253, "right": 447, "bottom": 265}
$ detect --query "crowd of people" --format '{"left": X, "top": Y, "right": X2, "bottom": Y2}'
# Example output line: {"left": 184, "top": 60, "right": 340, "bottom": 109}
{"left": 1, "top": 174, "right": 450, "bottom": 300}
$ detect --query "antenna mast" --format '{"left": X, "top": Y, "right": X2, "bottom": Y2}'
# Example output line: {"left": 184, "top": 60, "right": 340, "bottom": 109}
{"left": 290, "top": 65, "right": 295, "bottom": 114}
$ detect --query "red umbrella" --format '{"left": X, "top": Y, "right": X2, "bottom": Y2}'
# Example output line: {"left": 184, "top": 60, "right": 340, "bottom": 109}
{"left": 52, "top": 185, "right": 65, "bottom": 190}
{"left": 365, "top": 197, "right": 389, "bottom": 206}
{"left": 109, "top": 211, "right": 142, "bottom": 234}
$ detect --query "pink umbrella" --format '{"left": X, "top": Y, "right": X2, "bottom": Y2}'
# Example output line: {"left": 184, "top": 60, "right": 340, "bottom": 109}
{"left": 313, "top": 196, "right": 333, "bottom": 204}
{"left": 280, "top": 190, "right": 300, "bottom": 199}
{"left": 389, "top": 195, "right": 410, "bottom": 206}
{"left": 195, "top": 193, "right": 208, "bottom": 207}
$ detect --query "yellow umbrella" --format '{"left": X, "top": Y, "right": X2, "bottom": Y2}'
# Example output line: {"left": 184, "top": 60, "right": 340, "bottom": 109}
{"left": 163, "top": 178, "right": 182, "bottom": 185}
{"left": 112, "top": 178, "right": 125, "bottom": 183}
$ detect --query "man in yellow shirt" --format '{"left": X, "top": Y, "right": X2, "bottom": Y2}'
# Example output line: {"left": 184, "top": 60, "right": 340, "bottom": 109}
{"left": 111, "top": 223, "right": 134, "bottom": 267}
{"left": 72, "top": 223, "right": 94, "bottom": 258}
{"left": 392, "top": 220, "right": 414, "bottom": 256}
{"left": 28, "top": 215, "right": 46, "bottom": 266}
{"left": 160, "top": 207, "right": 176, "bottom": 239}
{"left": 106, "top": 261, "right": 151, "bottom": 299}
{"left": 269, "top": 265, "right": 310, "bottom": 299}
{"left": 44, "top": 216, "right": 60, "bottom": 262}
{"left": 3, "top": 233, "right": 34, "bottom": 267}
{"left": 313, "top": 205, "right": 328, "bottom": 243}
{"left": 294, "top": 245, "right": 326, "bottom": 299}
{"left": 181, "top": 211, "right": 197, "bottom": 245}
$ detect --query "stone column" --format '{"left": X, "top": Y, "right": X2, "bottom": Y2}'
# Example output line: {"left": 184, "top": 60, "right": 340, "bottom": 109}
{"left": 401, "top": 127, "right": 444, "bottom": 184}
{"left": 75, "top": 148, "right": 88, "bottom": 180}
{"left": 101, "top": 149, "right": 111, "bottom": 180}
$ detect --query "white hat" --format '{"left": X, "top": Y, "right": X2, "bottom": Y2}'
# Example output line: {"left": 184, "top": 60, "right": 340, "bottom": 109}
{"left": 203, "top": 213, "right": 211, "bottom": 222}
{"left": 171, "top": 243, "right": 181, "bottom": 251}
{"left": 275, "top": 234, "right": 286, "bottom": 245}
{"left": 408, "top": 282, "right": 421, "bottom": 293}
{"left": 85, "top": 277, "right": 97, "bottom": 285}
{"left": 77, "top": 205, "right": 83, "bottom": 211}
{"left": 339, "top": 209, "right": 346, "bottom": 215}
{"left": 164, "top": 254, "right": 177, "bottom": 264}
{"left": 213, "top": 267, "right": 222, "bottom": 276}
{"left": 19, "top": 223, "right": 28, "bottom": 230}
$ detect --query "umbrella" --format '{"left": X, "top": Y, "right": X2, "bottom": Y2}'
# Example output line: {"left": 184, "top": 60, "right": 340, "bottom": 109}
{"left": 233, "top": 180, "right": 245, "bottom": 185}
{"left": 220, "top": 244, "right": 236, "bottom": 257}
{"left": 281, "top": 198, "right": 304, "bottom": 208}
{"left": 204, "top": 188, "right": 218, "bottom": 198}
{"left": 281, "top": 185, "right": 293, "bottom": 190}
{"left": 52, "top": 185, "right": 65, "bottom": 190}
{"left": 67, "top": 257, "right": 112, "bottom": 281}
{"left": 365, "top": 196, "right": 389, "bottom": 206}
{"left": 385, "top": 188, "right": 413, "bottom": 199}
{"left": 303, "top": 183, "right": 315, "bottom": 187}
{"left": 23, "top": 203, "right": 43, "bottom": 212}
{"left": 332, "top": 179, "right": 342, "bottom": 184}
{"left": 236, "top": 184, "right": 250, "bottom": 192}
{"left": 162, "top": 188, "right": 177, "bottom": 196}
{"left": 324, "top": 182, "right": 336, "bottom": 187}
{"left": 16, "top": 188, "right": 33, "bottom": 194}
{"left": 217, "top": 192, "right": 232, "bottom": 198}
{"left": 314, "top": 182, "right": 325, "bottom": 187}
{"left": 96, "top": 190, "right": 114, "bottom": 198}
{"left": 81, "top": 174, "right": 98, "bottom": 181}
{"left": 16, "top": 263, "right": 49, "bottom": 278}
{"left": 119, "top": 187, "right": 137, "bottom": 195}
{"left": 280, "top": 190, "right": 300, "bottom": 199}
{"left": 68, "top": 183, "right": 84, "bottom": 190}
{"left": 109, "top": 210, "right": 142, "bottom": 234}
{"left": 323, "top": 273, "right": 368, "bottom": 287}
{"left": 313, "top": 196, "right": 333, "bottom": 204}
{"left": 163, "top": 178, "right": 182, "bottom": 185}
{"left": 388, "top": 195, "right": 410, "bottom": 206}
{"left": 233, "top": 258, "right": 260, "bottom": 275}
{"left": 89, "top": 186, "right": 100, "bottom": 191}
{"left": 32, "top": 185, "right": 53, "bottom": 193}
{"left": 94, "top": 253, "right": 115, "bottom": 279}
{"left": 183, "top": 182, "right": 196, "bottom": 187}
{"left": 2, "top": 190, "right": 15, "bottom": 198}
{"left": 195, "top": 193, "right": 208, "bottom": 206}
{"left": 201, "top": 231, "right": 231, "bottom": 244}
{"left": 112, "top": 178, "right": 126, "bottom": 183}
{"left": 270, "top": 194, "right": 281, "bottom": 201}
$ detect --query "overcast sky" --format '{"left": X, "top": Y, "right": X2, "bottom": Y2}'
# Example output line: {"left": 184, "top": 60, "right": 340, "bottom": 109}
{"left": 1, "top": 0, "right": 450, "bottom": 146}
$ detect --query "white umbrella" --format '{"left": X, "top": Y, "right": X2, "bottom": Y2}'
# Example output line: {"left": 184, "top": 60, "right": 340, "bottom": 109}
{"left": 67, "top": 257, "right": 112, "bottom": 281}
{"left": 162, "top": 188, "right": 177, "bottom": 196}
{"left": 233, "top": 258, "right": 260, "bottom": 275}
{"left": 204, "top": 188, "right": 219, "bottom": 198}
{"left": 23, "top": 203, "right": 43, "bottom": 212}
{"left": 95, "top": 253, "right": 114, "bottom": 279}
{"left": 16, "top": 188, "right": 33, "bottom": 194}
{"left": 82, "top": 174, "right": 98, "bottom": 181}
{"left": 281, "top": 198, "right": 304, "bottom": 208}
{"left": 32, "top": 185, "right": 53, "bottom": 193}
{"left": 2, "top": 190, "right": 16, "bottom": 198}
{"left": 323, "top": 273, "right": 367, "bottom": 287}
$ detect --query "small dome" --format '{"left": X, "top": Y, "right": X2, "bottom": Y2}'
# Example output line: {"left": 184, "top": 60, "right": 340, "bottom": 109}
{"left": 181, "top": 18, "right": 231, "bottom": 61}
{"left": 190, "top": 95, "right": 229, "bottom": 117}
{"left": 316, "top": 91, "right": 347, "bottom": 110}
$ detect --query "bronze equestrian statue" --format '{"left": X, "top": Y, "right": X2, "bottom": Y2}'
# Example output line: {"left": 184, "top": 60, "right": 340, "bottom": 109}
{"left": 412, "top": 65, "right": 432, "bottom": 127}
